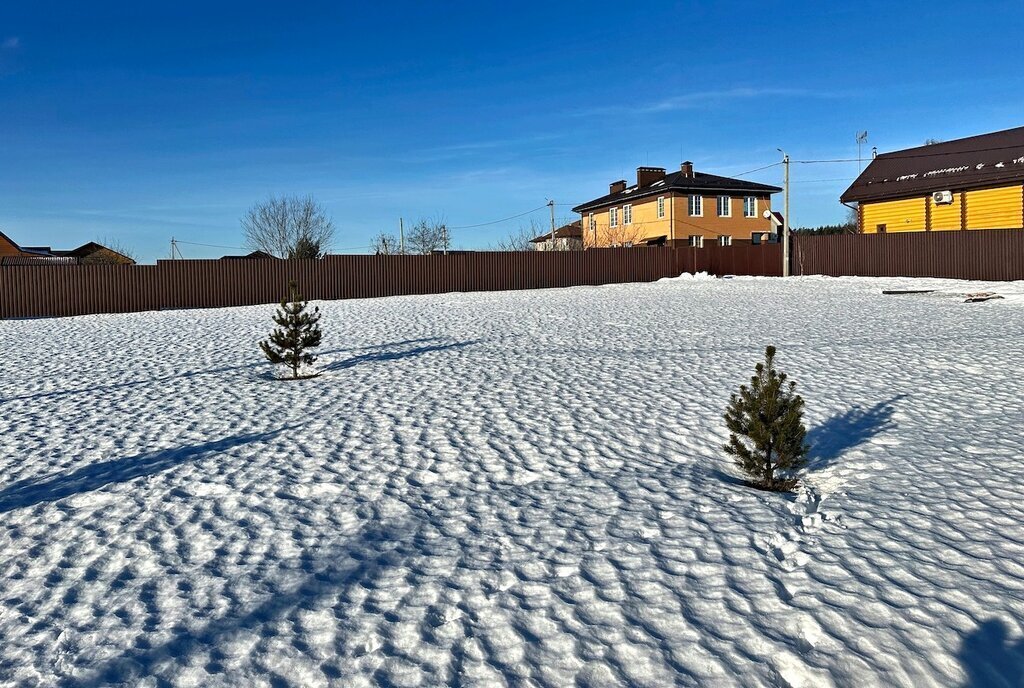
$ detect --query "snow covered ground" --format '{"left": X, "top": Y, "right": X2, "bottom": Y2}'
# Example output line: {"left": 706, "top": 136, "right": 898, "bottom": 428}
{"left": 1, "top": 275, "right": 1023, "bottom": 687}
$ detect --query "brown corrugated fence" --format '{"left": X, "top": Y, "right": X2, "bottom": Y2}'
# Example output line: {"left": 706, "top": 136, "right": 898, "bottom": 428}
{"left": 5, "top": 232, "right": 1024, "bottom": 320}
{"left": 0, "top": 245, "right": 781, "bottom": 319}
{"left": 792, "top": 229, "right": 1024, "bottom": 281}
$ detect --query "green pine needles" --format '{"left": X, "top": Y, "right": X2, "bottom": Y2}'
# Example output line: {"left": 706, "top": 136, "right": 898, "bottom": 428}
{"left": 724, "top": 346, "right": 808, "bottom": 491}
{"left": 260, "top": 281, "right": 323, "bottom": 380}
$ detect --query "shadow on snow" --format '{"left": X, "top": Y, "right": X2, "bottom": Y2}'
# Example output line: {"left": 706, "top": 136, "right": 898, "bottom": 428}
{"left": 805, "top": 395, "right": 906, "bottom": 469}
{"left": 958, "top": 618, "right": 1024, "bottom": 687}
{"left": 322, "top": 340, "right": 479, "bottom": 371}
{"left": 0, "top": 337, "right": 447, "bottom": 404}
{"left": 0, "top": 427, "right": 291, "bottom": 513}
{"left": 62, "top": 519, "right": 416, "bottom": 688}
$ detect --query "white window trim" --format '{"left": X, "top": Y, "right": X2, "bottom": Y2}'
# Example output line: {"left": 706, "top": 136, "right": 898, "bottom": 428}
{"left": 657, "top": 196, "right": 665, "bottom": 219}
{"left": 623, "top": 204, "right": 632, "bottom": 225}
{"left": 609, "top": 207, "right": 618, "bottom": 228}
{"left": 689, "top": 195, "right": 703, "bottom": 217}
{"left": 688, "top": 235, "right": 704, "bottom": 248}
{"left": 718, "top": 196, "right": 731, "bottom": 218}
{"left": 744, "top": 196, "right": 757, "bottom": 218}
{"left": 588, "top": 212, "right": 595, "bottom": 232}
{"left": 719, "top": 235, "right": 732, "bottom": 246}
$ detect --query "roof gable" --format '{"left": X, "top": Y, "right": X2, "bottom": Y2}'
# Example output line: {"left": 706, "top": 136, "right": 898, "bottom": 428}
{"left": 0, "top": 230, "right": 23, "bottom": 255}
{"left": 841, "top": 125, "right": 1024, "bottom": 203}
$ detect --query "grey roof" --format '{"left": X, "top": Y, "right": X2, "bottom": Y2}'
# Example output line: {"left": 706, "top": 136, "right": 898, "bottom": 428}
{"left": 841, "top": 125, "right": 1024, "bottom": 203}
{"left": 572, "top": 170, "right": 781, "bottom": 213}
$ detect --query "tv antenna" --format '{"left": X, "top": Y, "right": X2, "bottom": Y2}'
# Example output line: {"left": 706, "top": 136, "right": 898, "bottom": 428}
{"left": 856, "top": 131, "right": 869, "bottom": 171}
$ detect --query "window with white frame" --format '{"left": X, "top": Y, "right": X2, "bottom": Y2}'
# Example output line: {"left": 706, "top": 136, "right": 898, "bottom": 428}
{"left": 609, "top": 207, "right": 618, "bottom": 227}
{"left": 588, "top": 212, "right": 595, "bottom": 232}
{"left": 688, "top": 235, "right": 704, "bottom": 248}
{"left": 743, "top": 196, "right": 757, "bottom": 218}
{"left": 623, "top": 204, "right": 632, "bottom": 225}
{"left": 717, "top": 195, "right": 731, "bottom": 217}
{"left": 688, "top": 195, "right": 702, "bottom": 216}
{"left": 657, "top": 196, "right": 665, "bottom": 218}
{"left": 719, "top": 235, "right": 732, "bottom": 246}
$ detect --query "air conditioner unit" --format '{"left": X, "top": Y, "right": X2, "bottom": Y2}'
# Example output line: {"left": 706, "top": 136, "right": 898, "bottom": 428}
{"left": 932, "top": 190, "right": 954, "bottom": 205}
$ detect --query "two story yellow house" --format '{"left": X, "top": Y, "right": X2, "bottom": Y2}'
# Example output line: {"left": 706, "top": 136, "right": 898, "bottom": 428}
{"left": 572, "top": 162, "right": 781, "bottom": 247}
{"left": 841, "top": 126, "right": 1024, "bottom": 233}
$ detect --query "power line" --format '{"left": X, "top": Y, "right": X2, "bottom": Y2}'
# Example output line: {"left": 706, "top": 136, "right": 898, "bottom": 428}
{"left": 448, "top": 205, "right": 549, "bottom": 230}
{"left": 173, "top": 239, "right": 248, "bottom": 250}
{"left": 173, "top": 239, "right": 373, "bottom": 255}
{"left": 789, "top": 177, "right": 857, "bottom": 184}
{"left": 732, "top": 161, "right": 784, "bottom": 177}
{"left": 795, "top": 141, "right": 1024, "bottom": 164}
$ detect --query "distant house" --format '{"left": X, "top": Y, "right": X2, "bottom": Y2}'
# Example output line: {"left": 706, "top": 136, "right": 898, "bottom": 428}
{"left": 572, "top": 162, "right": 781, "bottom": 248}
{"left": 841, "top": 126, "right": 1024, "bottom": 233}
{"left": 220, "top": 250, "right": 278, "bottom": 260}
{"left": 529, "top": 221, "right": 583, "bottom": 251}
{"left": 0, "top": 231, "right": 135, "bottom": 264}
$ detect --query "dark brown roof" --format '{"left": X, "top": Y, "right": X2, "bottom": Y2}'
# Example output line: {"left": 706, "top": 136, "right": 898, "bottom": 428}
{"left": 572, "top": 169, "right": 781, "bottom": 213}
{"left": 529, "top": 220, "right": 583, "bottom": 243}
{"left": 841, "top": 125, "right": 1024, "bottom": 203}
{"left": 220, "top": 250, "right": 278, "bottom": 260}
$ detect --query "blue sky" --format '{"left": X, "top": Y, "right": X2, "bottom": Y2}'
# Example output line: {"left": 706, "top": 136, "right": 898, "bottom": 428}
{"left": 3, "top": 1, "right": 1024, "bottom": 262}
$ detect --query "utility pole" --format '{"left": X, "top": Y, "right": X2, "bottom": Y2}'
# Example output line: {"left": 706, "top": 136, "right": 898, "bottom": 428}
{"left": 547, "top": 199, "right": 556, "bottom": 250}
{"left": 778, "top": 149, "right": 790, "bottom": 277}
{"left": 442, "top": 224, "right": 448, "bottom": 255}
{"left": 399, "top": 217, "right": 405, "bottom": 255}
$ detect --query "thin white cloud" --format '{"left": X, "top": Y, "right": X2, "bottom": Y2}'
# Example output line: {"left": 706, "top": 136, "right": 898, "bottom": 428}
{"left": 576, "top": 87, "right": 851, "bottom": 117}
{"left": 2, "top": 37, "right": 20, "bottom": 50}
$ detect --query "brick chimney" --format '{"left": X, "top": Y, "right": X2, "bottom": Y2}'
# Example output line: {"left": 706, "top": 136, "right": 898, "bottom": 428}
{"left": 680, "top": 161, "right": 694, "bottom": 177}
{"left": 636, "top": 166, "right": 666, "bottom": 187}
{"left": 609, "top": 179, "right": 627, "bottom": 194}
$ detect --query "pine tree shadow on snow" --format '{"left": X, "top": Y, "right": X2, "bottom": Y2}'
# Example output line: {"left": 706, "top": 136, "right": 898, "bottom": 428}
{"left": 0, "top": 427, "right": 291, "bottom": 513}
{"left": 322, "top": 339, "right": 479, "bottom": 371}
{"left": 958, "top": 618, "right": 1024, "bottom": 687}
{"left": 0, "top": 337, "right": 447, "bottom": 405}
{"left": 62, "top": 518, "right": 417, "bottom": 688}
{"left": 804, "top": 395, "right": 906, "bottom": 469}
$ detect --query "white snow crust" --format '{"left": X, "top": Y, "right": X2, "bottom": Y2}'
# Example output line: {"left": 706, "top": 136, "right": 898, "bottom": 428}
{"left": 1, "top": 275, "right": 1023, "bottom": 686}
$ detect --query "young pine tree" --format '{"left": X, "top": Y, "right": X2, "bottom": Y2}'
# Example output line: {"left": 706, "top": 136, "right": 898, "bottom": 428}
{"left": 723, "top": 346, "right": 808, "bottom": 491}
{"left": 260, "top": 281, "right": 323, "bottom": 380}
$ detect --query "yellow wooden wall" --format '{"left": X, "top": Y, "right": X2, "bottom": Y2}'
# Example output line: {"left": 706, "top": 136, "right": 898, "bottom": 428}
{"left": 965, "top": 186, "right": 1023, "bottom": 229}
{"left": 860, "top": 184, "right": 1024, "bottom": 233}
{"left": 929, "top": 194, "right": 962, "bottom": 231}
{"left": 861, "top": 198, "right": 927, "bottom": 232}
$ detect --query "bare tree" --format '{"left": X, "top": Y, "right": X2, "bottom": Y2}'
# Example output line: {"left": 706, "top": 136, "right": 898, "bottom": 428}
{"left": 371, "top": 231, "right": 400, "bottom": 255}
{"left": 405, "top": 218, "right": 449, "bottom": 254}
{"left": 493, "top": 221, "right": 540, "bottom": 252}
{"left": 601, "top": 221, "right": 643, "bottom": 248}
{"left": 242, "top": 195, "right": 335, "bottom": 258}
